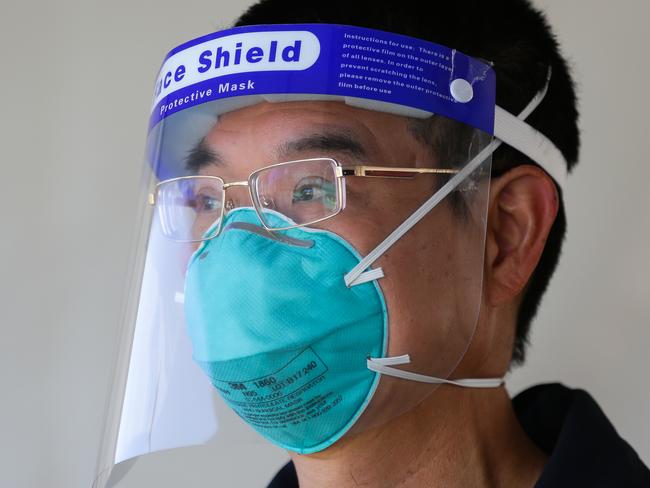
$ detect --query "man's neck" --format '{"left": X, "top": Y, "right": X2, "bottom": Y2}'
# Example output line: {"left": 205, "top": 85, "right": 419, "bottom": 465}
{"left": 290, "top": 386, "right": 547, "bottom": 488}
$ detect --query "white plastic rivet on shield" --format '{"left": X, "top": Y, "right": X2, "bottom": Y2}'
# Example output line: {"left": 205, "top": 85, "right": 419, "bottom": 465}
{"left": 450, "top": 79, "right": 474, "bottom": 103}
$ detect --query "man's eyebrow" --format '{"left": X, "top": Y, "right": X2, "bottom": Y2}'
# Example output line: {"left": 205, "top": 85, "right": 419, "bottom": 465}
{"left": 185, "top": 138, "right": 223, "bottom": 172}
{"left": 278, "top": 131, "right": 368, "bottom": 160}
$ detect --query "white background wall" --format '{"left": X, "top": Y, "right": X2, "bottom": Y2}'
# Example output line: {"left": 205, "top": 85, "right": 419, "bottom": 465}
{"left": 1, "top": 1, "right": 648, "bottom": 487}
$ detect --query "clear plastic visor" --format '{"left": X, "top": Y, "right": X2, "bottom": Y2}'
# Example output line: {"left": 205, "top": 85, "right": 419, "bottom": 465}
{"left": 94, "top": 98, "right": 492, "bottom": 487}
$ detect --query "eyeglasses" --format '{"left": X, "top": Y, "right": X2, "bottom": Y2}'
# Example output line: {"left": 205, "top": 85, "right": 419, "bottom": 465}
{"left": 148, "top": 157, "right": 458, "bottom": 242}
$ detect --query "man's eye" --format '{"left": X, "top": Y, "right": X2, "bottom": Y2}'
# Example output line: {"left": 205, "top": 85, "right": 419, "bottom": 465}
{"left": 292, "top": 177, "right": 336, "bottom": 208}
{"left": 192, "top": 193, "right": 221, "bottom": 213}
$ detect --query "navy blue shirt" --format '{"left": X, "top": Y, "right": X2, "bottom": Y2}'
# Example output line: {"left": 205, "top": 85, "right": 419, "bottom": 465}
{"left": 267, "top": 384, "right": 650, "bottom": 487}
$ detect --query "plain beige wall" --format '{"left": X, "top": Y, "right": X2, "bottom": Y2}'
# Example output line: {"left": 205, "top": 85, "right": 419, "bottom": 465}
{"left": 0, "top": 1, "right": 648, "bottom": 487}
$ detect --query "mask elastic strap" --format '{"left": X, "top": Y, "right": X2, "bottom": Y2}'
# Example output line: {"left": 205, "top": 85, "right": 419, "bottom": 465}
{"left": 345, "top": 69, "right": 566, "bottom": 288}
{"left": 367, "top": 355, "right": 505, "bottom": 388}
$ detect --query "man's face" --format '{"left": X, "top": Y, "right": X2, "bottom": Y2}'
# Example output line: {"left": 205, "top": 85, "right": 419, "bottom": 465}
{"left": 195, "top": 100, "right": 488, "bottom": 433}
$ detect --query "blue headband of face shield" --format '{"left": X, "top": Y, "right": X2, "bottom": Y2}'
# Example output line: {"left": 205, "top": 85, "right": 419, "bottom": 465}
{"left": 147, "top": 23, "right": 567, "bottom": 186}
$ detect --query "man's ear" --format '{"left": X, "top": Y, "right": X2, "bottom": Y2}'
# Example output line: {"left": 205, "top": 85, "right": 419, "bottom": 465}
{"left": 485, "top": 165, "right": 559, "bottom": 306}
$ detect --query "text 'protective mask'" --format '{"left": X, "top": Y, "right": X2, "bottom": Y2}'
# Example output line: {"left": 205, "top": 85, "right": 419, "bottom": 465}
{"left": 94, "top": 23, "right": 568, "bottom": 488}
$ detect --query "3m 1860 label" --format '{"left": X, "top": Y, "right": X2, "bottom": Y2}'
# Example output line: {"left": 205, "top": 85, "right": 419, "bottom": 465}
{"left": 212, "top": 348, "right": 342, "bottom": 429}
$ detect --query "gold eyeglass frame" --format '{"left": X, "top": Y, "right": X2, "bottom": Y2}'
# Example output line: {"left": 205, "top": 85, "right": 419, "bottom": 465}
{"left": 148, "top": 157, "right": 459, "bottom": 242}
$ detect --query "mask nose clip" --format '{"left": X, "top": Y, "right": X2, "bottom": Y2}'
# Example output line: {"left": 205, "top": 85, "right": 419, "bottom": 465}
{"left": 222, "top": 221, "right": 314, "bottom": 249}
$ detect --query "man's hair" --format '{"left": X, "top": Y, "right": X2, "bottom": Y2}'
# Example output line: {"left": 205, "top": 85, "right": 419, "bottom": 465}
{"left": 235, "top": 0, "right": 580, "bottom": 365}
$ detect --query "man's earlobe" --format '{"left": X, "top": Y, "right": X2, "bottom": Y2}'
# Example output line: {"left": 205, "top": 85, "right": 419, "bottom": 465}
{"left": 485, "top": 165, "right": 559, "bottom": 306}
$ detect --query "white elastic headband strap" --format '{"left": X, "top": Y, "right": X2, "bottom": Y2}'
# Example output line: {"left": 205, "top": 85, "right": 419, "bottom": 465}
{"left": 494, "top": 106, "right": 566, "bottom": 188}
{"left": 344, "top": 71, "right": 567, "bottom": 287}
{"left": 493, "top": 68, "right": 568, "bottom": 188}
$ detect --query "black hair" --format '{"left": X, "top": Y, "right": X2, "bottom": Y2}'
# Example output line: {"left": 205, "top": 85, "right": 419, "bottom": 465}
{"left": 234, "top": 0, "right": 580, "bottom": 365}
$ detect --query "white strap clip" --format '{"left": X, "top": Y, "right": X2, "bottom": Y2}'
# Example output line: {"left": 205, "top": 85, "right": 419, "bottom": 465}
{"left": 346, "top": 267, "right": 384, "bottom": 287}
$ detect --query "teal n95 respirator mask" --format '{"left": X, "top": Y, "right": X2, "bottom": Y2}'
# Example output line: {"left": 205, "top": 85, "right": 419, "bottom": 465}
{"left": 185, "top": 208, "right": 387, "bottom": 454}
{"left": 93, "top": 23, "right": 567, "bottom": 488}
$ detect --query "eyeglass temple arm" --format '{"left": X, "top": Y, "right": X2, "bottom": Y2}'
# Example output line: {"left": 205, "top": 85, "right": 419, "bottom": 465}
{"left": 341, "top": 166, "right": 459, "bottom": 178}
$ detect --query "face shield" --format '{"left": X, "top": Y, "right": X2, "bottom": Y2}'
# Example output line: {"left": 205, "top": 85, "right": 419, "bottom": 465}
{"left": 94, "top": 23, "right": 567, "bottom": 487}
